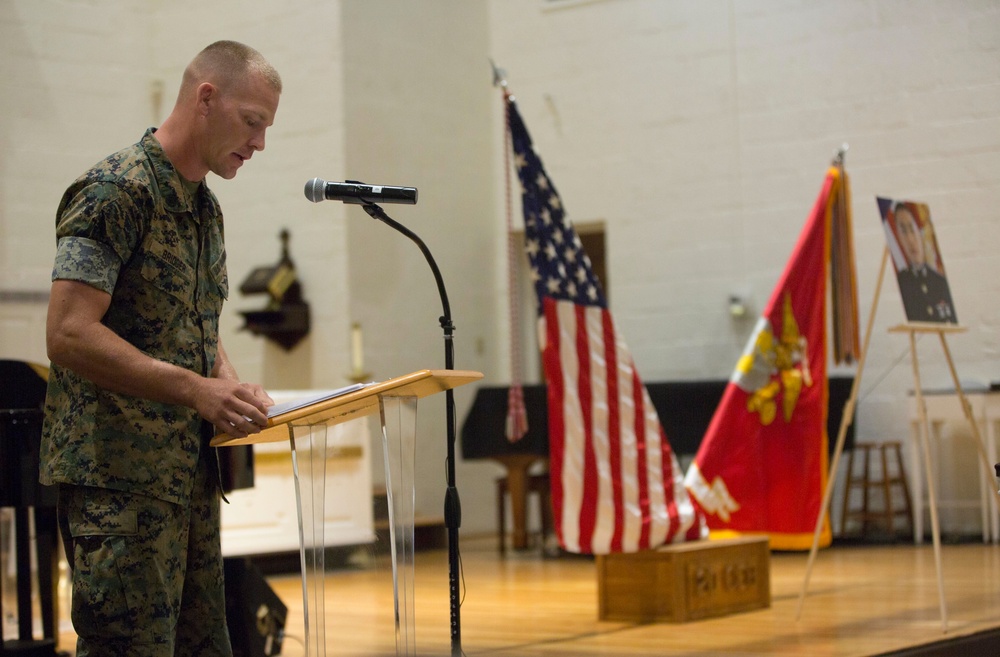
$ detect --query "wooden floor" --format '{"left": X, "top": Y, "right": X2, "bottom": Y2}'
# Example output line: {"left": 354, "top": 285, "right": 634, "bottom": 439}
{"left": 54, "top": 535, "right": 1000, "bottom": 656}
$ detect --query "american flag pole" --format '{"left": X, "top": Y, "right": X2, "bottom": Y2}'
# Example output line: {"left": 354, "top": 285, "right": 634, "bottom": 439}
{"left": 493, "top": 60, "right": 530, "bottom": 442}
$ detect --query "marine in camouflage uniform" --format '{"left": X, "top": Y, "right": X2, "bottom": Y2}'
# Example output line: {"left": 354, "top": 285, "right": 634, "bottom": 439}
{"left": 42, "top": 129, "right": 233, "bottom": 656}
{"left": 40, "top": 40, "right": 281, "bottom": 657}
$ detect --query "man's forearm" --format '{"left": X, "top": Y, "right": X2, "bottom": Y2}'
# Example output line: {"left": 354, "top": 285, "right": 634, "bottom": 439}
{"left": 212, "top": 341, "right": 240, "bottom": 381}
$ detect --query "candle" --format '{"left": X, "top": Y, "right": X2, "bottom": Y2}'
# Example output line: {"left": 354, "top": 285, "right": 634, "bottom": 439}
{"left": 351, "top": 322, "right": 364, "bottom": 374}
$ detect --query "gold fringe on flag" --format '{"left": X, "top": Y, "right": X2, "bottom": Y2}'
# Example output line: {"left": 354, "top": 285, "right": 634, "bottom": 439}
{"left": 828, "top": 147, "right": 860, "bottom": 364}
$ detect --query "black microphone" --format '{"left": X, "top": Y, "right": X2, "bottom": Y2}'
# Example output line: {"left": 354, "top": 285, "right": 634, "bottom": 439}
{"left": 304, "top": 178, "right": 418, "bottom": 205}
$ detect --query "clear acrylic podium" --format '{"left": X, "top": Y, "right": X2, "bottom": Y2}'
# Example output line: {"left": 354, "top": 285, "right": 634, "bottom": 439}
{"left": 213, "top": 369, "right": 483, "bottom": 656}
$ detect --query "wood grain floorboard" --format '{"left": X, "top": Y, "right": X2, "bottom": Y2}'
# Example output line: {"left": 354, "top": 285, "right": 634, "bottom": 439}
{"left": 56, "top": 535, "right": 1000, "bottom": 656}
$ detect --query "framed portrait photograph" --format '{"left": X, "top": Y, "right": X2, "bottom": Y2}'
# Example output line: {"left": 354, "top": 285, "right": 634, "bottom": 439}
{"left": 876, "top": 197, "right": 957, "bottom": 324}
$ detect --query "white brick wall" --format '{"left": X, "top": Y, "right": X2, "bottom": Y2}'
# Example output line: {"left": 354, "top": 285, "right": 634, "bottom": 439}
{"left": 490, "top": 0, "right": 1000, "bottom": 533}
{"left": 3, "top": 0, "right": 998, "bottom": 534}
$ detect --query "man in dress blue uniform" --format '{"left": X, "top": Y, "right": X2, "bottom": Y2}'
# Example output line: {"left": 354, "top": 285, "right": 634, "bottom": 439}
{"left": 893, "top": 202, "right": 957, "bottom": 324}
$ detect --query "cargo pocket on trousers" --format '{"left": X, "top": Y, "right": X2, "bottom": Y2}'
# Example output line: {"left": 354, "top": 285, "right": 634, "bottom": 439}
{"left": 68, "top": 505, "right": 140, "bottom": 640}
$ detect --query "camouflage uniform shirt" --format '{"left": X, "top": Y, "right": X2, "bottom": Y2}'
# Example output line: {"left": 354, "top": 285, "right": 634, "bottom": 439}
{"left": 41, "top": 128, "right": 229, "bottom": 506}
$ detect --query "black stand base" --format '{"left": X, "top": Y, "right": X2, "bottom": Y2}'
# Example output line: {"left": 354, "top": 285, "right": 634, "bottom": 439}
{"left": 1, "top": 639, "right": 61, "bottom": 657}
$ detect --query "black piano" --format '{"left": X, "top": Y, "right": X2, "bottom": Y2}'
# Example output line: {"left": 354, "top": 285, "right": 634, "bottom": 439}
{"left": 460, "top": 377, "right": 855, "bottom": 549}
{"left": 1, "top": 360, "right": 62, "bottom": 655}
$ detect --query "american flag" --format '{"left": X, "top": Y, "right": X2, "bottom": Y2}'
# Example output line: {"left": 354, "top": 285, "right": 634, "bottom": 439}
{"left": 506, "top": 94, "right": 706, "bottom": 554}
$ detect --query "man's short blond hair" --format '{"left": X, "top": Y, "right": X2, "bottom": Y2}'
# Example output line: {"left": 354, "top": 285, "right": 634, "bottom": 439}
{"left": 182, "top": 40, "right": 282, "bottom": 96}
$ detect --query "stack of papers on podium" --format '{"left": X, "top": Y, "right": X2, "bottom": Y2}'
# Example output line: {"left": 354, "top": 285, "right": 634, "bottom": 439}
{"left": 266, "top": 382, "right": 368, "bottom": 420}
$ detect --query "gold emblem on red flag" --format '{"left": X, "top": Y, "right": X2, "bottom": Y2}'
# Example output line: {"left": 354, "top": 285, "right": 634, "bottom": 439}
{"left": 737, "top": 293, "right": 812, "bottom": 426}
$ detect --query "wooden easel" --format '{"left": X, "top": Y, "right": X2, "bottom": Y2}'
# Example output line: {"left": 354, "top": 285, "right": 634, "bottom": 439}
{"left": 796, "top": 247, "right": 1000, "bottom": 632}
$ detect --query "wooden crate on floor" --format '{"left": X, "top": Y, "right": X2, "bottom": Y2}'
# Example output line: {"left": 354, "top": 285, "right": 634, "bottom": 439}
{"left": 596, "top": 536, "right": 770, "bottom": 623}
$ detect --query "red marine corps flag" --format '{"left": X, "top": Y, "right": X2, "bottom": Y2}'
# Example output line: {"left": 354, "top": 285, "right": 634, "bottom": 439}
{"left": 685, "top": 162, "right": 857, "bottom": 550}
{"left": 505, "top": 91, "right": 706, "bottom": 554}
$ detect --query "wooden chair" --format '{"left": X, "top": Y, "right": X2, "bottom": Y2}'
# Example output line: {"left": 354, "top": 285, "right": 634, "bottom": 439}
{"left": 495, "top": 473, "right": 553, "bottom": 554}
{"left": 841, "top": 441, "right": 914, "bottom": 540}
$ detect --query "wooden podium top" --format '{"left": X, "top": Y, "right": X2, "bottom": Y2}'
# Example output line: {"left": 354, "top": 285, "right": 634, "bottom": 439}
{"left": 212, "top": 369, "right": 483, "bottom": 447}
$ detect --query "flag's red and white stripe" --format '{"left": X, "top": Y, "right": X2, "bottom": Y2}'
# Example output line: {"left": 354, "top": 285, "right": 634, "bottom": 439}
{"left": 542, "top": 298, "right": 702, "bottom": 554}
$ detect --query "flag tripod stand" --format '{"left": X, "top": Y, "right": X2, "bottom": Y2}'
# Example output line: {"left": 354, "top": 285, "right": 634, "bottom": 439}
{"left": 796, "top": 246, "right": 1000, "bottom": 632}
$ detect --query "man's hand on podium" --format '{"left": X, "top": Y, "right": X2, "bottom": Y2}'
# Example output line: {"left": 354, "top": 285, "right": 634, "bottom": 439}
{"left": 194, "top": 377, "right": 273, "bottom": 439}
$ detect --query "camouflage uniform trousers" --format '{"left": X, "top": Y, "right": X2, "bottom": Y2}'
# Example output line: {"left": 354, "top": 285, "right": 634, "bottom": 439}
{"left": 57, "top": 453, "right": 232, "bottom": 657}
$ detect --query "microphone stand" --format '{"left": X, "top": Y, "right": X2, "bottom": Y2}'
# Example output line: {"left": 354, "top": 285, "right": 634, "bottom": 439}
{"left": 360, "top": 201, "right": 463, "bottom": 657}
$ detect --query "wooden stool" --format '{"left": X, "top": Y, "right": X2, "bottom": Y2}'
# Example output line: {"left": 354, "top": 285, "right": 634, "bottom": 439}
{"left": 841, "top": 441, "right": 914, "bottom": 540}
{"left": 496, "top": 473, "right": 552, "bottom": 554}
